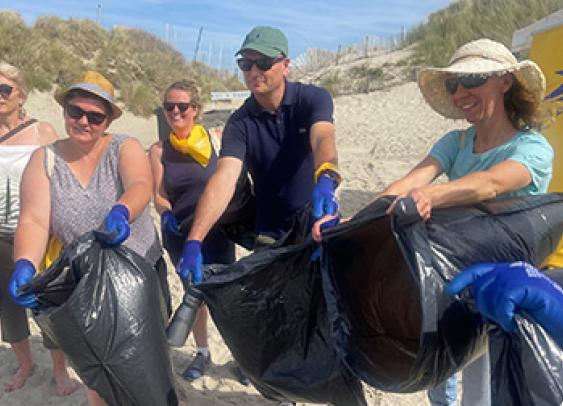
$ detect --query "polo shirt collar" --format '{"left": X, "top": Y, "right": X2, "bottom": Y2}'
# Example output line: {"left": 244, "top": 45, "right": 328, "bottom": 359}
{"left": 246, "top": 80, "right": 297, "bottom": 116}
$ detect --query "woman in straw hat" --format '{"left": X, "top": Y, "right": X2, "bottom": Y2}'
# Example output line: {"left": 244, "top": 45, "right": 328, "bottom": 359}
{"left": 386, "top": 39, "right": 553, "bottom": 406}
{"left": 314, "top": 38, "right": 553, "bottom": 405}
{"left": 0, "top": 62, "right": 80, "bottom": 396}
{"left": 7, "top": 71, "right": 175, "bottom": 405}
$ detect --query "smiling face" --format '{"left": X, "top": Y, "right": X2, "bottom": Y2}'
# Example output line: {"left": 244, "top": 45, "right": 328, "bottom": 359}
{"left": 64, "top": 95, "right": 111, "bottom": 143}
{"left": 449, "top": 73, "right": 513, "bottom": 125}
{"left": 0, "top": 74, "right": 23, "bottom": 118}
{"left": 240, "top": 50, "right": 289, "bottom": 96}
{"left": 163, "top": 88, "right": 200, "bottom": 136}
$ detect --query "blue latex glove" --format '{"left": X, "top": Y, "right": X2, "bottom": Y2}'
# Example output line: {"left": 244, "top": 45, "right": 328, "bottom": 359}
{"left": 176, "top": 240, "right": 203, "bottom": 284}
{"left": 8, "top": 259, "right": 39, "bottom": 309}
{"left": 96, "top": 204, "right": 130, "bottom": 246}
{"left": 161, "top": 210, "right": 183, "bottom": 237}
{"left": 312, "top": 174, "right": 339, "bottom": 220}
{"left": 448, "top": 262, "right": 563, "bottom": 347}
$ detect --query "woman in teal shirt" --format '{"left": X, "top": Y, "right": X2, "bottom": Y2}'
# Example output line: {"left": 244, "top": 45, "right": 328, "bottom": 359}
{"left": 378, "top": 39, "right": 552, "bottom": 406}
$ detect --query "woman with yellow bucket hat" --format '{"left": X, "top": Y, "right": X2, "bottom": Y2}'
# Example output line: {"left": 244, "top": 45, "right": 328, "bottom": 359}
{"left": 8, "top": 71, "right": 174, "bottom": 405}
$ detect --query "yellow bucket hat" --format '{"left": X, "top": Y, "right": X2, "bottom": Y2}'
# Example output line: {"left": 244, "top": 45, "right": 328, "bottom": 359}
{"left": 55, "top": 71, "right": 122, "bottom": 119}
{"left": 418, "top": 38, "right": 546, "bottom": 119}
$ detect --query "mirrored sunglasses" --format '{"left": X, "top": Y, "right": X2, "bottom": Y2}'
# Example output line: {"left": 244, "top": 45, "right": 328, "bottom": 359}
{"left": 163, "top": 102, "right": 195, "bottom": 112}
{"left": 444, "top": 74, "right": 491, "bottom": 95}
{"left": 65, "top": 103, "right": 107, "bottom": 125}
{"left": 0, "top": 84, "right": 14, "bottom": 98}
{"left": 237, "top": 56, "right": 285, "bottom": 72}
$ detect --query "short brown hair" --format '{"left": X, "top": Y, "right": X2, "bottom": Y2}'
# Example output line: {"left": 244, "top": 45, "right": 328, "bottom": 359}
{"left": 163, "top": 80, "right": 202, "bottom": 109}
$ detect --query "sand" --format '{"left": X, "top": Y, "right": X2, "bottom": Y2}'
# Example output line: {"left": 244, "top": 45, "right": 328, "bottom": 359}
{"left": 0, "top": 79, "right": 463, "bottom": 405}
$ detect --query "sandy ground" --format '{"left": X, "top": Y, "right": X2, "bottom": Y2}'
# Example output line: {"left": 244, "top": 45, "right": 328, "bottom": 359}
{"left": 0, "top": 80, "right": 464, "bottom": 405}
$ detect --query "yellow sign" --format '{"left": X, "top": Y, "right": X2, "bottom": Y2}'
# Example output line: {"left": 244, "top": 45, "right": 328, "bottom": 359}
{"left": 530, "top": 24, "right": 563, "bottom": 268}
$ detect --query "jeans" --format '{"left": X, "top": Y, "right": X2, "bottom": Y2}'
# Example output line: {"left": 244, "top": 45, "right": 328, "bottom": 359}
{"left": 427, "top": 351, "right": 491, "bottom": 406}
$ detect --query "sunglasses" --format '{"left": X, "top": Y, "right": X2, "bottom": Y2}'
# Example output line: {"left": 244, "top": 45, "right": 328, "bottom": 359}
{"left": 65, "top": 103, "right": 107, "bottom": 125}
{"left": 237, "top": 56, "right": 285, "bottom": 72}
{"left": 163, "top": 102, "right": 196, "bottom": 112}
{"left": 444, "top": 74, "right": 491, "bottom": 95}
{"left": 0, "top": 84, "right": 14, "bottom": 98}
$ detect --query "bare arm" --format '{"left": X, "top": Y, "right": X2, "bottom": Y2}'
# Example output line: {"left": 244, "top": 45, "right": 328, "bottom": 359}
{"left": 148, "top": 141, "right": 172, "bottom": 215}
{"left": 38, "top": 121, "right": 58, "bottom": 145}
{"left": 14, "top": 148, "right": 51, "bottom": 267}
{"left": 379, "top": 155, "right": 443, "bottom": 198}
{"left": 421, "top": 159, "right": 532, "bottom": 209}
{"left": 310, "top": 121, "right": 338, "bottom": 168}
{"left": 187, "top": 157, "right": 243, "bottom": 241}
{"left": 117, "top": 137, "right": 153, "bottom": 221}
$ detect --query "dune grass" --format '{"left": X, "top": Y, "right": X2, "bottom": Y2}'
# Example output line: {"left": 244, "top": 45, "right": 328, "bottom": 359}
{"left": 405, "top": 0, "right": 563, "bottom": 66}
{"left": 0, "top": 12, "right": 244, "bottom": 116}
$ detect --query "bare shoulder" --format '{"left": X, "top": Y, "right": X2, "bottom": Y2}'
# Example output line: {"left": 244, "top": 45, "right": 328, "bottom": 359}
{"left": 37, "top": 121, "right": 59, "bottom": 144}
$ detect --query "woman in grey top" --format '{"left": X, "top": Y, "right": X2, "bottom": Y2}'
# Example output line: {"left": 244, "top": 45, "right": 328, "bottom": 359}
{"left": 9, "top": 71, "right": 165, "bottom": 406}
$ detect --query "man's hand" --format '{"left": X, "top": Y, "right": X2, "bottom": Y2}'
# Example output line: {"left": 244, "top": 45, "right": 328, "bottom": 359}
{"left": 448, "top": 262, "right": 563, "bottom": 346}
{"left": 312, "top": 174, "right": 339, "bottom": 219}
{"left": 161, "top": 210, "right": 183, "bottom": 237}
{"left": 9, "top": 259, "right": 39, "bottom": 309}
{"left": 176, "top": 240, "right": 203, "bottom": 284}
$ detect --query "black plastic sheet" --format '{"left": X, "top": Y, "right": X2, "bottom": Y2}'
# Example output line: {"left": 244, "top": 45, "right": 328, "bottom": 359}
{"left": 199, "top": 193, "right": 563, "bottom": 405}
{"left": 25, "top": 233, "right": 178, "bottom": 406}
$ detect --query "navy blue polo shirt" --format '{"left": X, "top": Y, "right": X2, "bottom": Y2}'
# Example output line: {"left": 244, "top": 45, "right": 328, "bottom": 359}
{"left": 220, "top": 80, "right": 334, "bottom": 238}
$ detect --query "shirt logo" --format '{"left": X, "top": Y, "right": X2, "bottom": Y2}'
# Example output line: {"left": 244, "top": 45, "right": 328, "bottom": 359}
{"left": 298, "top": 128, "right": 307, "bottom": 134}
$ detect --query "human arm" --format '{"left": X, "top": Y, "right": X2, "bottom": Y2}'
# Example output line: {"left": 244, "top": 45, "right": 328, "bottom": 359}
{"left": 10, "top": 148, "right": 51, "bottom": 306}
{"left": 186, "top": 156, "right": 243, "bottom": 241}
{"left": 117, "top": 137, "right": 153, "bottom": 221}
{"left": 38, "top": 122, "right": 59, "bottom": 145}
{"left": 148, "top": 141, "right": 182, "bottom": 237}
{"left": 407, "top": 159, "right": 531, "bottom": 218}
{"left": 448, "top": 262, "right": 563, "bottom": 348}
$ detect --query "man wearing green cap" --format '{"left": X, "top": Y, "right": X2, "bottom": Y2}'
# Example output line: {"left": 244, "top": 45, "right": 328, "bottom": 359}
{"left": 177, "top": 26, "right": 340, "bottom": 402}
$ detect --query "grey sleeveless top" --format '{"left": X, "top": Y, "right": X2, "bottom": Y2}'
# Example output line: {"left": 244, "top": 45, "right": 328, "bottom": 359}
{"left": 48, "top": 134, "right": 162, "bottom": 265}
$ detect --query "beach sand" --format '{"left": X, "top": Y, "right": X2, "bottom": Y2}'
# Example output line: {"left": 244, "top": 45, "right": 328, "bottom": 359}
{"left": 0, "top": 81, "right": 463, "bottom": 405}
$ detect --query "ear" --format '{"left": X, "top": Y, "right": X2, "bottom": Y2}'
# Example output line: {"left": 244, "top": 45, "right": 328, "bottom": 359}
{"left": 500, "top": 74, "right": 514, "bottom": 94}
{"left": 282, "top": 58, "right": 290, "bottom": 77}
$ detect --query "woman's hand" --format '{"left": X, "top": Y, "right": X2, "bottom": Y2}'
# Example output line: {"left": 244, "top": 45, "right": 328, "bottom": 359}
{"left": 312, "top": 214, "right": 340, "bottom": 243}
{"left": 387, "top": 187, "right": 433, "bottom": 220}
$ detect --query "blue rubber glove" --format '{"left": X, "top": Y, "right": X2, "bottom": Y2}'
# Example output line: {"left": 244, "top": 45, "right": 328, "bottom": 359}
{"left": 312, "top": 174, "right": 339, "bottom": 219}
{"left": 8, "top": 259, "right": 39, "bottom": 309}
{"left": 448, "top": 262, "right": 563, "bottom": 347}
{"left": 161, "top": 210, "right": 183, "bottom": 237}
{"left": 96, "top": 204, "right": 130, "bottom": 246}
{"left": 176, "top": 240, "right": 203, "bottom": 284}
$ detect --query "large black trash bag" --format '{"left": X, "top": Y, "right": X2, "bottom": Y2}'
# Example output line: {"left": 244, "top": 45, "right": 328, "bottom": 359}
{"left": 200, "top": 193, "right": 563, "bottom": 405}
{"left": 320, "top": 193, "right": 563, "bottom": 400}
{"left": 199, "top": 207, "right": 367, "bottom": 406}
{"left": 24, "top": 232, "right": 178, "bottom": 406}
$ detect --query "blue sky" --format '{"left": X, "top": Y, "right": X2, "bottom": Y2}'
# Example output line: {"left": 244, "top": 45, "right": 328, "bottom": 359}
{"left": 4, "top": 0, "right": 454, "bottom": 70}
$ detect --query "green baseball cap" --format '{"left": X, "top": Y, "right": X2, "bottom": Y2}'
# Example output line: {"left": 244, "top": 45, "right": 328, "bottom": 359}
{"left": 236, "top": 26, "right": 288, "bottom": 58}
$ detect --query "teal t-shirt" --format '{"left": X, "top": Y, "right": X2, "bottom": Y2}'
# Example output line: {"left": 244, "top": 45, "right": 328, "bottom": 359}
{"left": 430, "top": 126, "right": 553, "bottom": 197}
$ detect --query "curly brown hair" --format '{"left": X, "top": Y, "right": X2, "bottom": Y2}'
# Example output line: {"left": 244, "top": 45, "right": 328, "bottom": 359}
{"left": 504, "top": 77, "right": 545, "bottom": 130}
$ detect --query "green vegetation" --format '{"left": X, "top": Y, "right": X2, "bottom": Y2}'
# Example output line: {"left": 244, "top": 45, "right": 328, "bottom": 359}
{"left": 405, "top": 0, "right": 563, "bottom": 66}
{"left": 0, "top": 12, "right": 244, "bottom": 116}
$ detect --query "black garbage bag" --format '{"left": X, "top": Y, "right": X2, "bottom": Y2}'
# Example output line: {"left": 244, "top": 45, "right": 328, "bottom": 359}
{"left": 199, "top": 193, "right": 563, "bottom": 405}
{"left": 23, "top": 232, "right": 178, "bottom": 406}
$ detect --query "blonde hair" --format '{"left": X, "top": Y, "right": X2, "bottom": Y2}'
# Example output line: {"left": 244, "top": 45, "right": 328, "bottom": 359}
{"left": 0, "top": 62, "right": 28, "bottom": 101}
{"left": 163, "top": 80, "right": 202, "bottom": 109}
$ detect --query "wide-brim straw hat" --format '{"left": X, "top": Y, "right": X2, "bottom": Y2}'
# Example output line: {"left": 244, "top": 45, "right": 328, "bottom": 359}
{"left": 418, "top": 39, "right": 545, "bottom": 119}
{"left": 55, "top": 71, "right": 122, "bottom": 120}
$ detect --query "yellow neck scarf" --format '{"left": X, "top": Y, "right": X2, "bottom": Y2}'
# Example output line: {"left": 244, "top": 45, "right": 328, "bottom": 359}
{"left": 169, "top": 124, "right": 212, "bottom": 167}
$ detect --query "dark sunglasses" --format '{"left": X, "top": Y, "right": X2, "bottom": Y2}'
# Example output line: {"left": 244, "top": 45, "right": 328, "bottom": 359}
{"left": 237, "top": 56, "right": 285, "bottom": 72}
{"left": 0, "top": 84, "right": 14, "bottom": 98}
{"left": 444, "top": 74, "right": 491, "bottom": 95}
{"left": 65, "top": 103, "right": 107, "bottom": 125}
{"left": 163, "top": 102, "right": 196, "bottom": 112}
